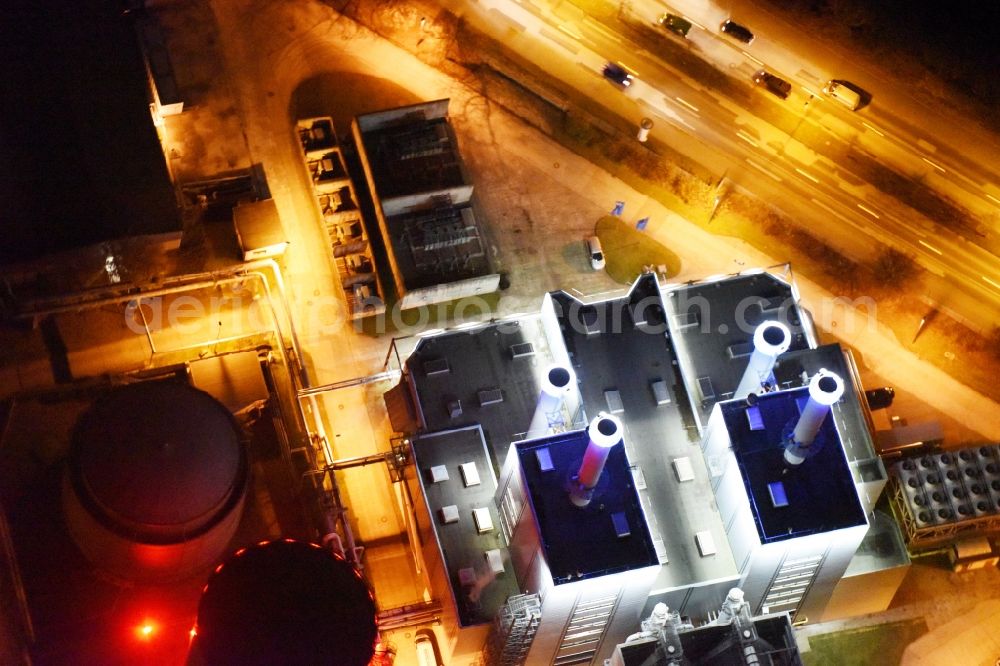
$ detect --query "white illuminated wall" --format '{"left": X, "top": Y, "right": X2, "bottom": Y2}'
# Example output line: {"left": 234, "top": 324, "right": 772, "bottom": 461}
{"left": 494, "top": 444, "right": 659, "bottom": 665}
{"left": 701, "top": 406, "right": 869, "bottom": 622}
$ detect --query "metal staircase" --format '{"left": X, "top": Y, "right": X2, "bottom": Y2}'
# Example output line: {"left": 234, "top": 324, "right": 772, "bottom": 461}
{"left": 484, "top": 594, "right": 541, "bottom": 666}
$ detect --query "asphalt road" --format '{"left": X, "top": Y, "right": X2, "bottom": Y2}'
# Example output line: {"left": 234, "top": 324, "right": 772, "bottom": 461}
{"left": 438, "top": 0, "right": 1000, "bottom": 331}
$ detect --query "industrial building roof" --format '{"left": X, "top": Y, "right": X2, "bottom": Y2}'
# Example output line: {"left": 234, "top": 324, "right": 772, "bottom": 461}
{"left": 717, "top": 387, "right": 867, "bottom": 543}
{"left": 772, "top": 344, "right": 876, "bottom": 463}
{"left": 0, "top": 0, "right": 178, "bottom": 265}
{"left": 614, "top": 613, "right": 802, "bottom": 665}
{"left": 385, "top": 202, "right": 492, "bottom": 289}
{"left": 550, "top": 275, "right": 739, "bottom": 587}
{"left": 664, "top": 271, "right": 812, "bottom": 427}
{"left": 401, "top": 268, "right": 899, "bottom": 620}
{"left": 353, "top": 100, "right": 496, "bottom": 296}
{"left": 410, "top": 426, "right": 520, "bottom": 626}
{"left": 356, "top": 110, "right": 466, "bottom": 197}
{"left": 406, "top": 316, "right": 573, "bottom": 462}
{"left": 516, "top": 429, "right": 659, "bottom": 584}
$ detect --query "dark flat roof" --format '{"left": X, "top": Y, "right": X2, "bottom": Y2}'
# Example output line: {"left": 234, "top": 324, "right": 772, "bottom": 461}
{"left": 360, "top": 116, "right": 465, "bottom": 197}
{"left": 665, "top": 272, "right": 810, "bottom": 424}
{"left": 719, "top": 388, "right": 866, "bottom": 542}
{"left": 0, "top": 0, "right": 178, "bottom": 265}
{"left": 411, "top": 426, "right": 519, "bottom": 626}
{"left": 386, "top": 203, "right": 492, "bottom": 289}
{"left": 406, "top": 318, "right": 559, "bottom": 464}
{"left": 517, "top": 429, "right": 658, "bottom": 584}
{"left": 195, "top": 539, "right": 377, "bottom": 666}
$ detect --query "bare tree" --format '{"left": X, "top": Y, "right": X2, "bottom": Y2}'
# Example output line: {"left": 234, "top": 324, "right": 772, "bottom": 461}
{"left": 872, "top": 247, "right": 916, "bottom": 286}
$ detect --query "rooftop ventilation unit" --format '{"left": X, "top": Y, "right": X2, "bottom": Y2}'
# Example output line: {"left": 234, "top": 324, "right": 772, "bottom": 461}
{"left": 510, "top": 342, "right": 536, "bottom": 358}
{"left": 478, "top": 388, "right": 504, "bottom": 406}
{"left": 423, "top": 357, "right": 450, "bottom": 375}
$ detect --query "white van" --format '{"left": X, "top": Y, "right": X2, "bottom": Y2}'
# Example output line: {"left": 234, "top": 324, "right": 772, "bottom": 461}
{"left": 822, "top": 80, "right": 861, "bottom": 110}
{"left": 587, "top": 236, "right": 606, "bottom": 270}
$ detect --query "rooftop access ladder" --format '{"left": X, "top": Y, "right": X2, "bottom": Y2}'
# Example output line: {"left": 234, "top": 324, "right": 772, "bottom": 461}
{"left": 485, "top": 594, "right": 541, "bottom": 666}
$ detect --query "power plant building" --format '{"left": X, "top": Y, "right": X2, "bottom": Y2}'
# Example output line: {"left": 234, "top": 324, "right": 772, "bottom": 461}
{"left": 398, "top": 269, "right": 910, "bottom": 664}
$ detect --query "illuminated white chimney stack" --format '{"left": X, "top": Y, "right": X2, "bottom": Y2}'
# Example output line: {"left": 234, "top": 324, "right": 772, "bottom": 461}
{"left": 526, "top": 364, "right": 575, "bottom": 439}
{"left": 734, "top": 321, "right": 791, "bottom": 399}
{"left": 784, "top": 369, "right": 844, "bottom": 466}
{"left": 570, "top": 414, "right": 623, "bottom": 507}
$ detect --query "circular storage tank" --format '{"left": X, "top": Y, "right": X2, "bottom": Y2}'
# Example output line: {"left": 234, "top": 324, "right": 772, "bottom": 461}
{"left": 63, "top": 381, "right": 249, "bottom": 582}
{"left": 193, "top": 539, "right": 378, "bottom": 666}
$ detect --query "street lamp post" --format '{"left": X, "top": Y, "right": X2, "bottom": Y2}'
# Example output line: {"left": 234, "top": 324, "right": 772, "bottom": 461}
{"left": 779, "top": 94, "right": 815, "bottom": 157}
{"left": 709, "top": 171, "right": 729, "bottom": 222}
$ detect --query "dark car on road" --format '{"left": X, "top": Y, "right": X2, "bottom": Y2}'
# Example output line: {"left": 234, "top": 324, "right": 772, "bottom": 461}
{"left": 752, "top": 69, "right": 792, "bottom": 99}
{"left": 720, "top": 19, "right": 754, "bottom": 44}
{"left": 659, "top": 13, "right": 692, "bottom": 38}
{"left": 865, "top": 386, "right": 895, "bottom": 411}
{"left": 602, "top": 62, "right": 634, "bottom": 88}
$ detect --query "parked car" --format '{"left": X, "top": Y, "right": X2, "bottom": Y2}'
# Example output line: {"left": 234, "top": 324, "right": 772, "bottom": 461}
{"left": 720, "top": 19, "right": 754, "bottom": 44}
{"left": 587, "top": 236, "right": 606, "bottom": 270}
{"left": 658, "top": 12, "right": 692, "bottom": 38}
{"left": 865, "top": 386, "right": 895, "bottom": 410}
{"left": 823, "top": 79, "right": 863, "bottom": 110}
{"left": 752, "top": 70, "right": 792, "bottom": 99}
{"left": 602, "top": 62, "right": 634, "bottom": 88}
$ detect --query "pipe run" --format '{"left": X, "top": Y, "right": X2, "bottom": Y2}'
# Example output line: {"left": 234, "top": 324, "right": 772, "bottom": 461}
{"left": 14, "top": 259, "right": 305, "bottom": 387}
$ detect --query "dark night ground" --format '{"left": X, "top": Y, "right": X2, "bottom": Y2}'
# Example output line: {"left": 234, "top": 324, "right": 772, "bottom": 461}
{"left": 2, "top": 0, "right": 999, "bottom": 266}
{"left": 764, "top": 0, "right": 1000, "bottom": 113}
{"left": 0, "top": 0, "right": 177, "bottom": 267}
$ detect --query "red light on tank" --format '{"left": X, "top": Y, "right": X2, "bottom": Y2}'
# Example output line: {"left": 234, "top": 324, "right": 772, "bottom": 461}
{"left": 135, "top": 620, "right": 157, "bottom": 641}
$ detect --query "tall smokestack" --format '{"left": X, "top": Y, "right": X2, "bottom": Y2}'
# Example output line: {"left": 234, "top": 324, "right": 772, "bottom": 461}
{"left": 526, "top": 364, "right": 575, "bottom": 439}
{"left": 784, "top": 369, "right": 844, "bottom": 466}
{"left": 734, "top": 321, "right": 791, "bottom": 399}
{"left": 570, "top": 414, "right": 623, "bottom": 507}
